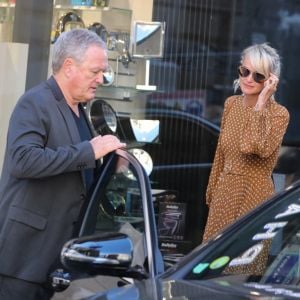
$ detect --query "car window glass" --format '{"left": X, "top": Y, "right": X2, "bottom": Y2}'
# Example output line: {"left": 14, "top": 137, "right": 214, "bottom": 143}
{"left": 146, "top": 113, "right": 219, "bottom": 253}
{"left": 81, "top": 154, "right": 145, "bottom": 237}
{"left": 186, "top": 187, "right": 300, "bottom": 288}
{"left": 117, "top": 111, "right": 219, "bottom": 253}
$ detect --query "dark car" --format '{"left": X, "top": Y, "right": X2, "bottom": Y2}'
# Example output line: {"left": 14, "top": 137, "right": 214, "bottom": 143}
{"left": 86, "top": 97, "right": 299, "bottom": 250}
{"left": 87, "top": 99, "right": 220, "bottom": 252}
{"left": 52, "top": 99, "right": 300, "bottom": 298}
{"left": 79, "top": 277, "right": 300, "bottom": 299}
{"left": 58, "top": 169, "right": 300, "bottom": 299}
{"left": 80, "top": 277, "right": 300, "bottom": 300}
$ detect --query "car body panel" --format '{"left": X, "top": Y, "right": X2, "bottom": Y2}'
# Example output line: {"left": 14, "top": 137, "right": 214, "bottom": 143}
{"left": 84, "top": 277, "right": 300, "bottom": 300}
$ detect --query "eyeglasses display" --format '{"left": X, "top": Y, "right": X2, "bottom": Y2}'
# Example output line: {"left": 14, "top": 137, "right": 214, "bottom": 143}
{"left": 238, "top": 65, "right": 266, "bottom": 83}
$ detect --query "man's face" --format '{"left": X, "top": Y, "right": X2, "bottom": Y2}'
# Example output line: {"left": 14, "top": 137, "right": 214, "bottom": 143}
{"left": 69, "top": 45, "right": 108, "bottom": 103}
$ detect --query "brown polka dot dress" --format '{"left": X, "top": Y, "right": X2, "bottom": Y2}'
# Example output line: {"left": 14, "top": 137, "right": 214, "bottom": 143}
{"left": 203, "top": 95, "right": 289, "bottom": 242}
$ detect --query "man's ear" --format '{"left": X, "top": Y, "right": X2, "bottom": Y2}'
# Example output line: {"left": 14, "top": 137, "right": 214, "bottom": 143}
{"left": 63, "top": 58, "right": 75, "bottom": 78}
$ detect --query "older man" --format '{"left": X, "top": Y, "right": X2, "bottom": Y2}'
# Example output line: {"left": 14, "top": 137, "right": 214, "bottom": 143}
{"left": 0, "top": 29, "right": 125, "bottom": 299}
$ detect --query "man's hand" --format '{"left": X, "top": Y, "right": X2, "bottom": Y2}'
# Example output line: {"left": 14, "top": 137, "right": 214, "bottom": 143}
{"left": 90, "top": 135, "right": 126, "bottom": 159}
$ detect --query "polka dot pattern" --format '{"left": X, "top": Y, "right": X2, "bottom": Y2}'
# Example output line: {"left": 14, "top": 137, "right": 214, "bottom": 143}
{"left": 203, "top": 95, "right": 289, "bottom": 242}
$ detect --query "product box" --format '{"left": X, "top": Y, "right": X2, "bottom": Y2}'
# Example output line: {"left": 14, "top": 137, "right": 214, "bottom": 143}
{"left": 159, "top": 239, "right": 193, "bottom": 263}
{"left": 157, "top": 202, "right": 186, "bottom": 241}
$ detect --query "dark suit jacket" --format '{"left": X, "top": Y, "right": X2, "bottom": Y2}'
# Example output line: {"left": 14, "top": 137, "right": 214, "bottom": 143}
{"left": 0, "top": 76, "right": 97, "bottom": 283}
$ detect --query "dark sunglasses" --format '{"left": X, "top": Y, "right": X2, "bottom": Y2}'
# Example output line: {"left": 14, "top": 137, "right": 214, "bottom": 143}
{"left": 238, "top": 66, "right": 266, "bottom": 83}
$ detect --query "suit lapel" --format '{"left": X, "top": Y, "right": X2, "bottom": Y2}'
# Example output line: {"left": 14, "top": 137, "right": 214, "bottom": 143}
{"left": 46, "top": 76, "right": 86, "bottom": 186}
{"left": 56, "top": 100, "right": 82, "bottom": 144}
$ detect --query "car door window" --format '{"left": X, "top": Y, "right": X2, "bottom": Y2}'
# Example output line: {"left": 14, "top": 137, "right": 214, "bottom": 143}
{"left": 79, "top": 150, "right": 164, "bottom": 276}
{"left": 80, "top": 154, "right": 145, "bottom": 237}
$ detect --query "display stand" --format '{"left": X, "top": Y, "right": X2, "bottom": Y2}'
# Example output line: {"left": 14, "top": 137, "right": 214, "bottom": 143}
{"left": 136, "top": 59, "right": 157, "bottom": 91}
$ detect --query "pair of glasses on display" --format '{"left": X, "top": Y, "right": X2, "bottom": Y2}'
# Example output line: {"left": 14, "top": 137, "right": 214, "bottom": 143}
{"left": 238, "top": 66, "right": 266, "bottom": 83}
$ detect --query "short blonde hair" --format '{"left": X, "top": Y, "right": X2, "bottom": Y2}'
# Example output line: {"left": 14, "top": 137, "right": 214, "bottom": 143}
{"left": 234, "top": 43, "right": 281, "bottom": 92}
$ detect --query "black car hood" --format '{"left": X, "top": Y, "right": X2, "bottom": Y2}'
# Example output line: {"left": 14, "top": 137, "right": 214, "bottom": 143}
{"left": 84, "top": 277, "right": 300, "bottom": 300}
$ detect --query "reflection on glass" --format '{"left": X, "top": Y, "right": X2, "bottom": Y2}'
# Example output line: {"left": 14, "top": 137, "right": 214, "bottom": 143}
{"left": 129, "top": 148, "right": 153, "bottom": 176}
{"left": 102, "top": 156, "right": 144, "bottom": 227}
{"left": 89, "top": 99, "right": 117, "bottom": 134}
{"left": 186, "top": 188, "right": 300, "bottom": 288}
{"left": 136, "top": 24, "right": 161, "bottom": 43}
{"left": 53, "top": 12, "right": 85, "bottom": 43}
{"left": 132, "top": 21, "right": 165, "bottom": 58}
{"left": 130, "top": 119, "right": 159, "bottom": 143}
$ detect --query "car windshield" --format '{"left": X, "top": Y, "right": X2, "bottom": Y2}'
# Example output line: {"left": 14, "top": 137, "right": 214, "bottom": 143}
{"left": 183, "top": 183, "right": 300, "bottom": 287}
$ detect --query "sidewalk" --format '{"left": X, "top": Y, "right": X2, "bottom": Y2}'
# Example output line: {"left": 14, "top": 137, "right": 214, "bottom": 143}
{"left": 52, "top": 275, "right": 120, "bottom": 300}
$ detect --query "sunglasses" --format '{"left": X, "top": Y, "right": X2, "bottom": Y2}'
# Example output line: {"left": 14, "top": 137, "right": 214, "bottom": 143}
{"left": 238, "top": 66, "right": 266, "bottom": 83}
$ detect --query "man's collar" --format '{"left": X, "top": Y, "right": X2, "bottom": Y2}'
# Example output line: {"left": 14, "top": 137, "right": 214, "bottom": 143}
{"left": 46, "top": 76, "right": 65, "bottom": 102}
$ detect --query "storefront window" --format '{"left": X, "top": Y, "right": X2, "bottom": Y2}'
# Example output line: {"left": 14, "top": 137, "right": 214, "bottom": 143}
{"left": 152, "top": 0, "right": 300, "bottom": 145}
{"left": 1, "top": 0, "right": 300, "bottom": 249}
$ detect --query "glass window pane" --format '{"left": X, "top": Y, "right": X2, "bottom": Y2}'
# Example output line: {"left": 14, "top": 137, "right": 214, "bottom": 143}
{"left": 82, "top": 155, "right": 145, "bottom": 236}
{"left": 186, "top": 188, "right": 300, "bottom": 286}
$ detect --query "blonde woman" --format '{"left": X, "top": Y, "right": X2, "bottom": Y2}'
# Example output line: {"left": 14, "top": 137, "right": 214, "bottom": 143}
{"left": 203, "top": 43, "right": 289, "bottom": 242}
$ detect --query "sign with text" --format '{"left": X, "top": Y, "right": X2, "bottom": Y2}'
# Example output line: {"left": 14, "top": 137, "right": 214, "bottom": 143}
{"left": 158, "top": 202, "right": 186, "bottom": 241}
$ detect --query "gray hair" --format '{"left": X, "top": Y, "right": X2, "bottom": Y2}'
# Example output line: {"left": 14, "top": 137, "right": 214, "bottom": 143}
{"left": 233, "top": 43, "right": 281, "bottom": 92}
{"left": 52, "top": 28, "right": 107, "bottom": 74}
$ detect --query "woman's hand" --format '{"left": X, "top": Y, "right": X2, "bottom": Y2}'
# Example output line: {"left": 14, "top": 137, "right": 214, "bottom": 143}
{"left": 255, "top": 73, "right": 279, "bottom": 111}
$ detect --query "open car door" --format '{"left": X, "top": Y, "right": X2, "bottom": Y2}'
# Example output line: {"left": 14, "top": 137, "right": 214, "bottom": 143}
{"left": 53, "top": 149, "right": 164, "bottom": 294}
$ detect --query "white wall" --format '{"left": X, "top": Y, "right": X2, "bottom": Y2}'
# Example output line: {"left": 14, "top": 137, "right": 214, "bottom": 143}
{"left": 0, "top": 43, "right": 28, "bottom": 173}
{"left": 110, "top": 0, "right": 153, "bottom": 22}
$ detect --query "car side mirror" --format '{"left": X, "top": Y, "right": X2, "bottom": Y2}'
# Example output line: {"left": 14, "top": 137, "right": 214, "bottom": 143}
{"left": 61, "top": 232, "right": 148, "bottom": 279}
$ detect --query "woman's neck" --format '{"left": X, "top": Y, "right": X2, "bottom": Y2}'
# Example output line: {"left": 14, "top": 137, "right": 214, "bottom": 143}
{"left": 243, "top": 94, "right": 258, "bottom": 108}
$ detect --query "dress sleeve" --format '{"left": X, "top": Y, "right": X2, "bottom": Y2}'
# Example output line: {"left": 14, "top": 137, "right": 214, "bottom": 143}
{"left": 205, "top": 97, "right": 234, "bottom": 206}
{"left": 240, "top": 104, "right": 289, "bottom": 158}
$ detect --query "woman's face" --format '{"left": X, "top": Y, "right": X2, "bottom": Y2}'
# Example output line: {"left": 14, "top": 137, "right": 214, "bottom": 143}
{"left": 239, "top": 57, "right": 266, "bottom": 96}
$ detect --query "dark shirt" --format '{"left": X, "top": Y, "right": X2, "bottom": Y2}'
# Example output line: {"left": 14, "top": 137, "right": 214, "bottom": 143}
{"left": 71, "top": 106, "right": 94, "bottom": 191}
